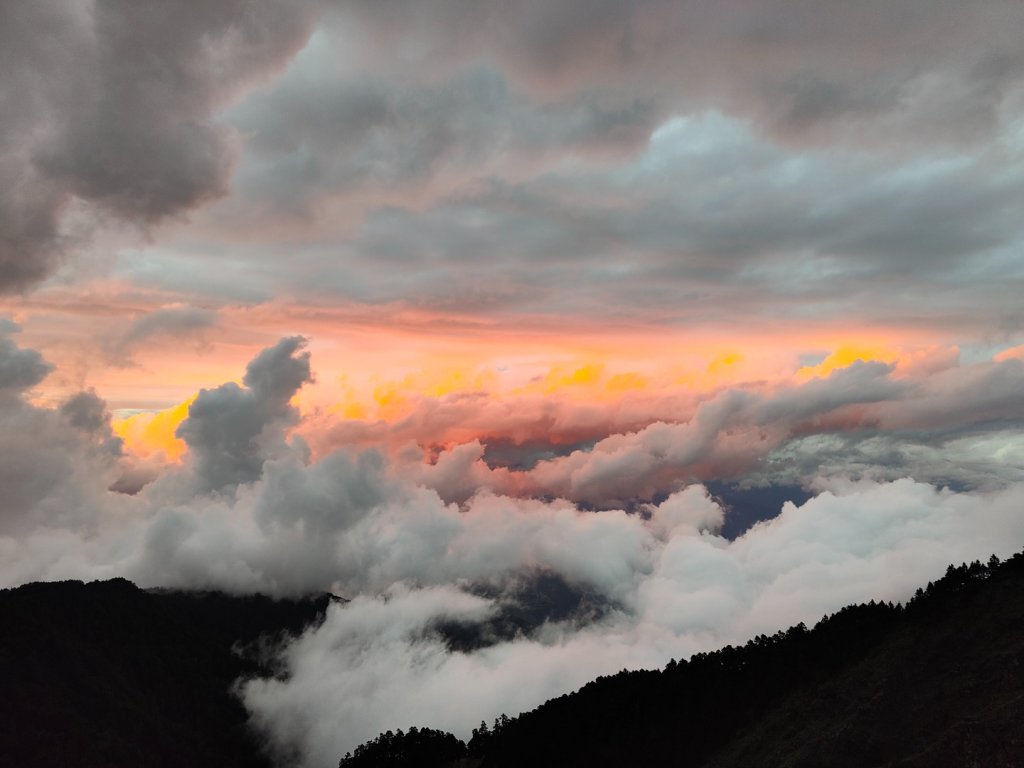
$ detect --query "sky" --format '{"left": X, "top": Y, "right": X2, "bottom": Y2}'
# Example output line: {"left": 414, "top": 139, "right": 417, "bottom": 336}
{"left": 3, "top": 1, "right": 1024, "bottom": 765}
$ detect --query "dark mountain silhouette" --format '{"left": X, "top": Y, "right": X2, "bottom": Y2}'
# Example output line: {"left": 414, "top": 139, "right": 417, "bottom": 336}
{"left": 0, "top": 578, "right": 331, "bottom": 768}
{"left": 341, "top": 551, "right": 1024, "bottom": 767}
{"left": 4, "top": 553, "right": 1022, "bottom": 768}
{"left": 0, "top": 570, "right": 601, "bottom": 767}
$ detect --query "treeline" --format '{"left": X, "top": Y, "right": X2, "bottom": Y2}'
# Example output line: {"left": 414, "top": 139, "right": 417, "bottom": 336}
{"left": 340, "top": 551, "right": 1024, "bottom": 767}
{"left": 339, "top": 727, "right": 468, "bottom": 767}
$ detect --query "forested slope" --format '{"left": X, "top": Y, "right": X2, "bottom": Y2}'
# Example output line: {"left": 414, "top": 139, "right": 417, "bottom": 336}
{"left": 342, "top": 552, "right": 1024, "bottom": 767}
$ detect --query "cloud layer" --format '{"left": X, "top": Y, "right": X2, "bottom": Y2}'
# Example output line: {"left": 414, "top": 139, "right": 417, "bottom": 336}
{"left": 4, "top": 0, "right": 1024, "bottom": 340}
{"left": 0, "top": 332, "right": 1021, "bottom": 765}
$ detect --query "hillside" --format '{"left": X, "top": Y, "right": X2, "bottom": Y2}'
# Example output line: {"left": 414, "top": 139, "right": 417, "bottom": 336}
{"left": 342, "top": 552, "right": 1024, "bottom": 767}
{"left": 0, "top": 578, "right": 330, "bottom": 768}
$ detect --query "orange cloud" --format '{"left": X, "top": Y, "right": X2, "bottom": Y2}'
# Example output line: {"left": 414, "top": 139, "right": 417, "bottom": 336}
{"left": 995, "top": 344, "right": 1024, "bottom": 363}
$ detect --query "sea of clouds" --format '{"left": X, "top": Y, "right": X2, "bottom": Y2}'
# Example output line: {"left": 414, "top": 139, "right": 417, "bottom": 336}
{"left": 2, "top": 326, "right": 1023, "bottom": 765}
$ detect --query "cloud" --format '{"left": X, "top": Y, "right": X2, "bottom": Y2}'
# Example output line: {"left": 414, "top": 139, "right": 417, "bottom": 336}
{"left": 0, "top": 335, "right": 1021, "bottom": 766}
{"left": 176, "top": 109, "right": 1024, "bottom": 334}
{"left": 228, "top": 61, "right": 659, "bottom": 216}
{"left": 103, "top": 305, "right": 218, "bottom": 366}
{"left": 240, "top": 478, "right": 1024, "bottom": 765}
{"left": 389, "top": 359, "right": 1016, "bottom": 507}
{"left": 0, "top": 321, "right": 119, "bottom": 536}
{"left": 0, "top": 338, "right": 1019, "bottom": 600}
{"left": 4, "top": 0, "right": 1024, "bottom": 348}
{"left": 7, "top": 1, "right": 1022, "bottom": 347}
{"left": 332, "top": 0, "right": 1024, "bottom": 148}
{"left": 4, "top": 5, "right": 1023, "bottom": 762}
{"left": 0, "top": 318, "right": 53, "bottom": 393}
{"left": 176, "top": 336, "right": 312, "bottom": 492}
{"left": 59, "top": 389, "right": 124, "bottom": 457}
{"left": 0, "top": 0, "right": 319, "bottom": 292}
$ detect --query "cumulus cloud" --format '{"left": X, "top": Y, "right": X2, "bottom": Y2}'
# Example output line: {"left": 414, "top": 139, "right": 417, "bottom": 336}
{"left": 176, "top": 336, "right": 312, "bottom": 492}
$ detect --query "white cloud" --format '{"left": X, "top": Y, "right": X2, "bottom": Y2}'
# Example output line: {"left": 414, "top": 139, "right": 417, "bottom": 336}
{"left": 241, "top": 478, "right": 1024, "bottom": 766}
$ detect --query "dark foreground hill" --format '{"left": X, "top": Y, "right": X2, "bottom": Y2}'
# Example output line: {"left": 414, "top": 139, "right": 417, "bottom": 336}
{"left": 3, "top": 555, "right": 1023, "bottom": 768}
{"left": 342, "top": 552, "right": 1024, "bottom": 768}
{"left": 0, "top": 571, "right": 598, "bottom": 768}
{"left": 0, "top": 578, "right": 330, "bottom": 768}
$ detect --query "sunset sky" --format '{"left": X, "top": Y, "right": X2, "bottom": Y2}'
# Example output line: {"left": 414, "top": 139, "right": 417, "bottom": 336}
{"left": 3, "top": 1, "right": 1024, "bottom": 764}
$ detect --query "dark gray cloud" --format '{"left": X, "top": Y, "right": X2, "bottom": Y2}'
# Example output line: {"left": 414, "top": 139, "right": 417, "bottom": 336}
{"left": 0, "top": 323, "right": 117, "bottom": 535}
{"left": 6, "top": 0, "right": 1021, "bottom": 335}
{"left": 330, "top": 0, "right": 1024, "bottom": 147}
{"left": 60, "top": 390, "right": 124, "bottom": 457}
{"left": 287, "top": 115, "right": 1023, "bottom": 326}
{"left": 127, "top": 72, "right": 1015, "bottom": 329}
{"left": 6, "top": 0, "right": 1024, "bottom": 322}
{"left": 176, "top": 336, "right": 312, "bottom": 491}
{"left": 0, "top": 319, "right": 53, "bottom": 393}
{"left": 0, "top": 0, "right": 319, "bottom": 293}
{"left": 229, "top": 63, "right": 659, "bottom": 214}
{"left": 60, "top": 390, "right": 111, "bottom": 434}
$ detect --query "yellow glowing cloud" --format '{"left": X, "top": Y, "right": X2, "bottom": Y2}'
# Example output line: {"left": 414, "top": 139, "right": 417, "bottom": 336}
{"left": 113, "top": 396, "right": 194, "bottom": 461}
{"left": 510, "top": 363, "right": 635, "bottom": 399}
{"left": 420, "top": 368, "right": 498, "bottom": 397}
{"left": 372, "top": 382, "right": 409, "bottom": 420}
{"left": 326, "top": 377, "right": 370, "bottom": 420}
{"left": 319, "top": 360, "right": 658, "bottom": 425}
{"left": 606, "top": 371, "right": 648, "bottom": 392}
{"left": 707, "top": 352, "right": 743, "bottom": 376}
{"left": 361, "top": 367, "right": 502, "bottom": 420}
{"left": 796, "top": 345, "right": 899, "bottom": 379}
{"left": 672, "top": 351, "right": 751, "bottom": 389}
{"left": 511, "top": 363, "right": 599, "bottom": 393}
